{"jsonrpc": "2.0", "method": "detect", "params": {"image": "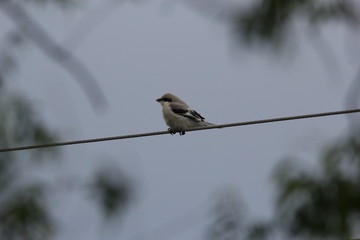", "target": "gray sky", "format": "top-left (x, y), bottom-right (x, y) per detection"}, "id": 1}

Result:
top-left (3, 0), bottom-right (357, 239)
